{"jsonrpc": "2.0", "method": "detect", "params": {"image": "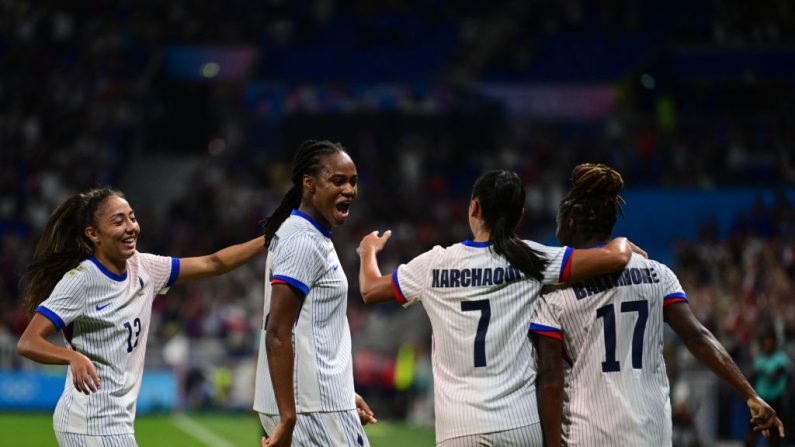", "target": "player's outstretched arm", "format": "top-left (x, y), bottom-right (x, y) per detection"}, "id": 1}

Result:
top-left (566, 237), bottom-right (634, 283)
top-left (263, 283), bottom-right (302, 447)
top-left (175, 235), bottom-right (266, 285)
top-left (18, 314), bottom-right (100, 395)
top-left (532, 333), bottom-right (564, 447)
top-left (665, 302), bottom-right (785, 438)
top-left (357, 230), bottom-right (395, 304)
